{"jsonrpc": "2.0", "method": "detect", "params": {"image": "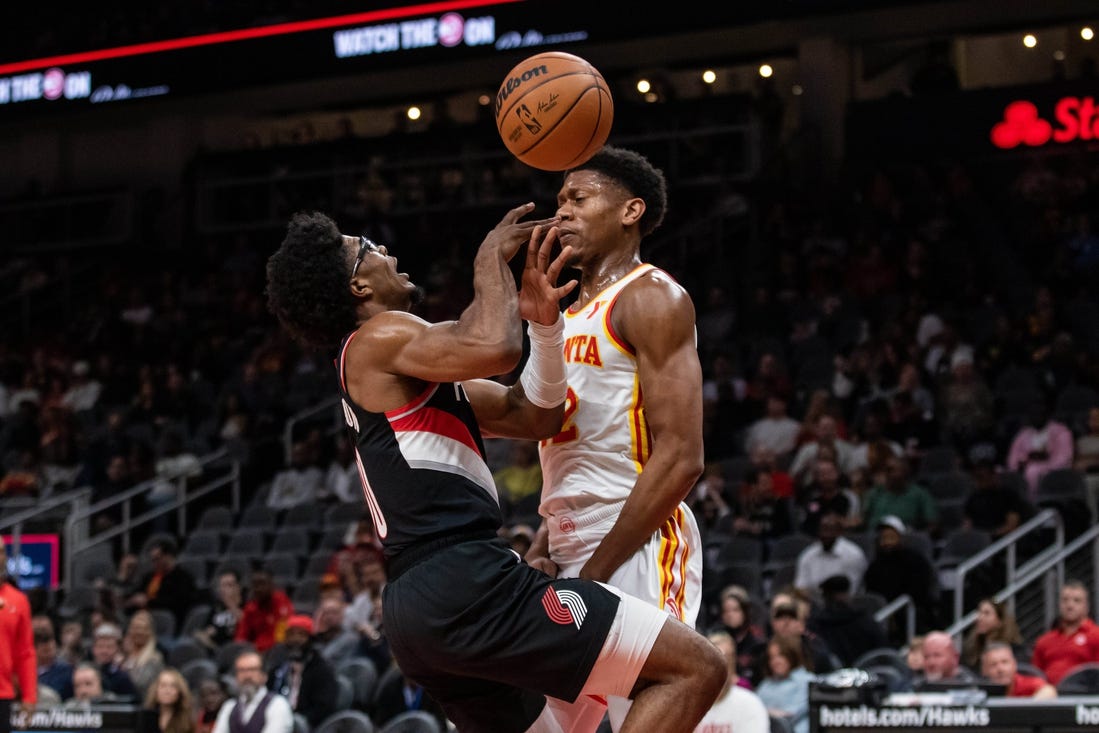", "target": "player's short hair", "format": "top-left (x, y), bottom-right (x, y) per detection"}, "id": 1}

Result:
top-left (266, 211), bottom-right (360, 351)
top-left (566, 146), bottom-right (668, 237)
